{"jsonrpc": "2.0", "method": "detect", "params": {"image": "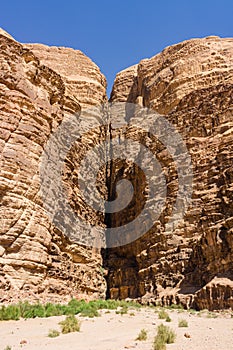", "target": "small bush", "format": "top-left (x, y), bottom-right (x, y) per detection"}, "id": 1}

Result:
top-left (165, 315), bottom-right (171, 322)
top-left (21, 301), bottom-right (46, 318)
top-left (158, 324), bottom-right (176, 343)
top-left (80, 307), bottom-right (99, 318)
top-left (178, 319), bottom-right (188, 327)
top-left (0, 305), bottom-right (20, 321)
top-left (66, 300), bottom-right (99, 318)
top-left (136, 328), bottom-right (147, 341)
top-left (158, 309), bottom-right (169, 319)
top-left (59, 315), bottom-right (81, 334)
top-left (154, 324), bottom-right (176, 350)
top-left (4, 346), bottom-right (12, 350)
top-left (45, 303), bottom-right (65, 317)
top-left (48, 329), bottom-right (60, 338)
top-left (153, 337), bottom-right (166, 350)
